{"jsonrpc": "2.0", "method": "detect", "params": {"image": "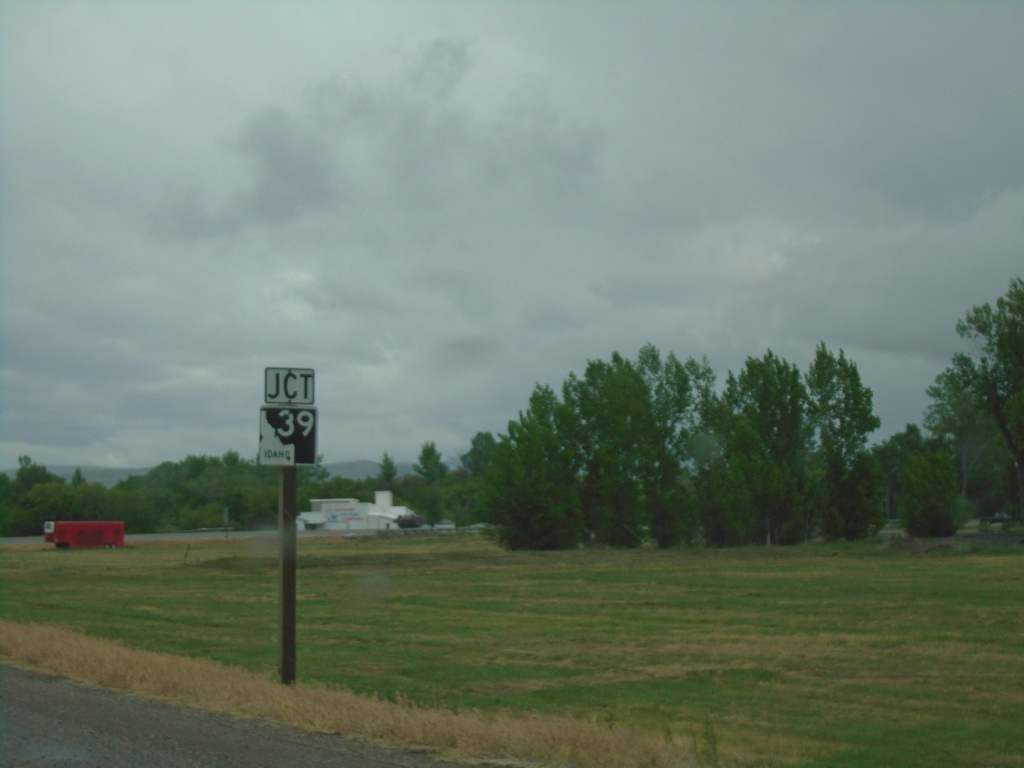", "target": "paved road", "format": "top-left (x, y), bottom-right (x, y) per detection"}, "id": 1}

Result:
top-left (0, 529), bottom-right (420, 548)
top-left (1, 665), bottom-right (455, 768)
top-left (1, 530), bottom-right (301, 547)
